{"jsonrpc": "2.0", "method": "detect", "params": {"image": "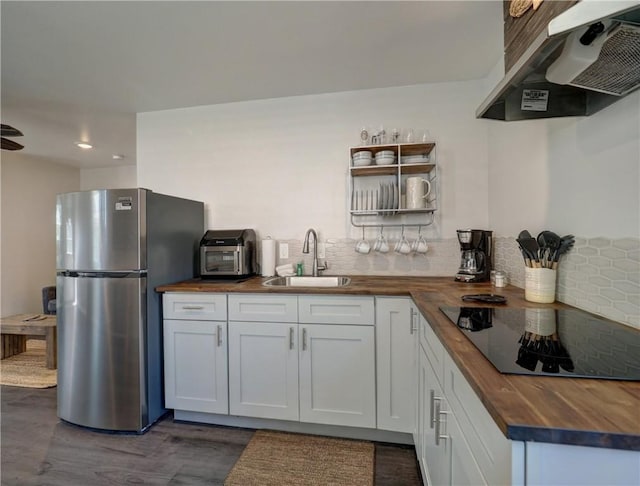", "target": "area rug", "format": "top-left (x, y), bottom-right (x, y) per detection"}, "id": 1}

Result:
top-left (224, 430), bottom-right (374, 486)
top-left (0, 339), bottom-right (57, 388)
